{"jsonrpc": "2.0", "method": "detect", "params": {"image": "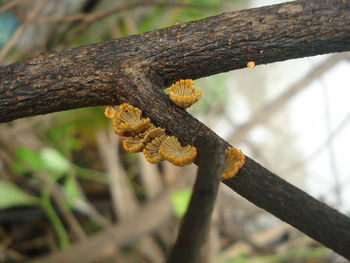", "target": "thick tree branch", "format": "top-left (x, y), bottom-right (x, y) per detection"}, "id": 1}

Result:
top-left (167, 136), bottom-right (224, 263)
top-left (0, 0), bottom-right (350, 122)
